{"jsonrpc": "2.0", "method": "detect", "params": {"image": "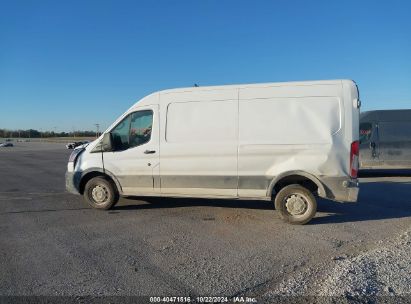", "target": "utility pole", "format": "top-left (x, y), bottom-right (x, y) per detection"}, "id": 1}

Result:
top-left (95, 124), bottom-right (100, 138)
